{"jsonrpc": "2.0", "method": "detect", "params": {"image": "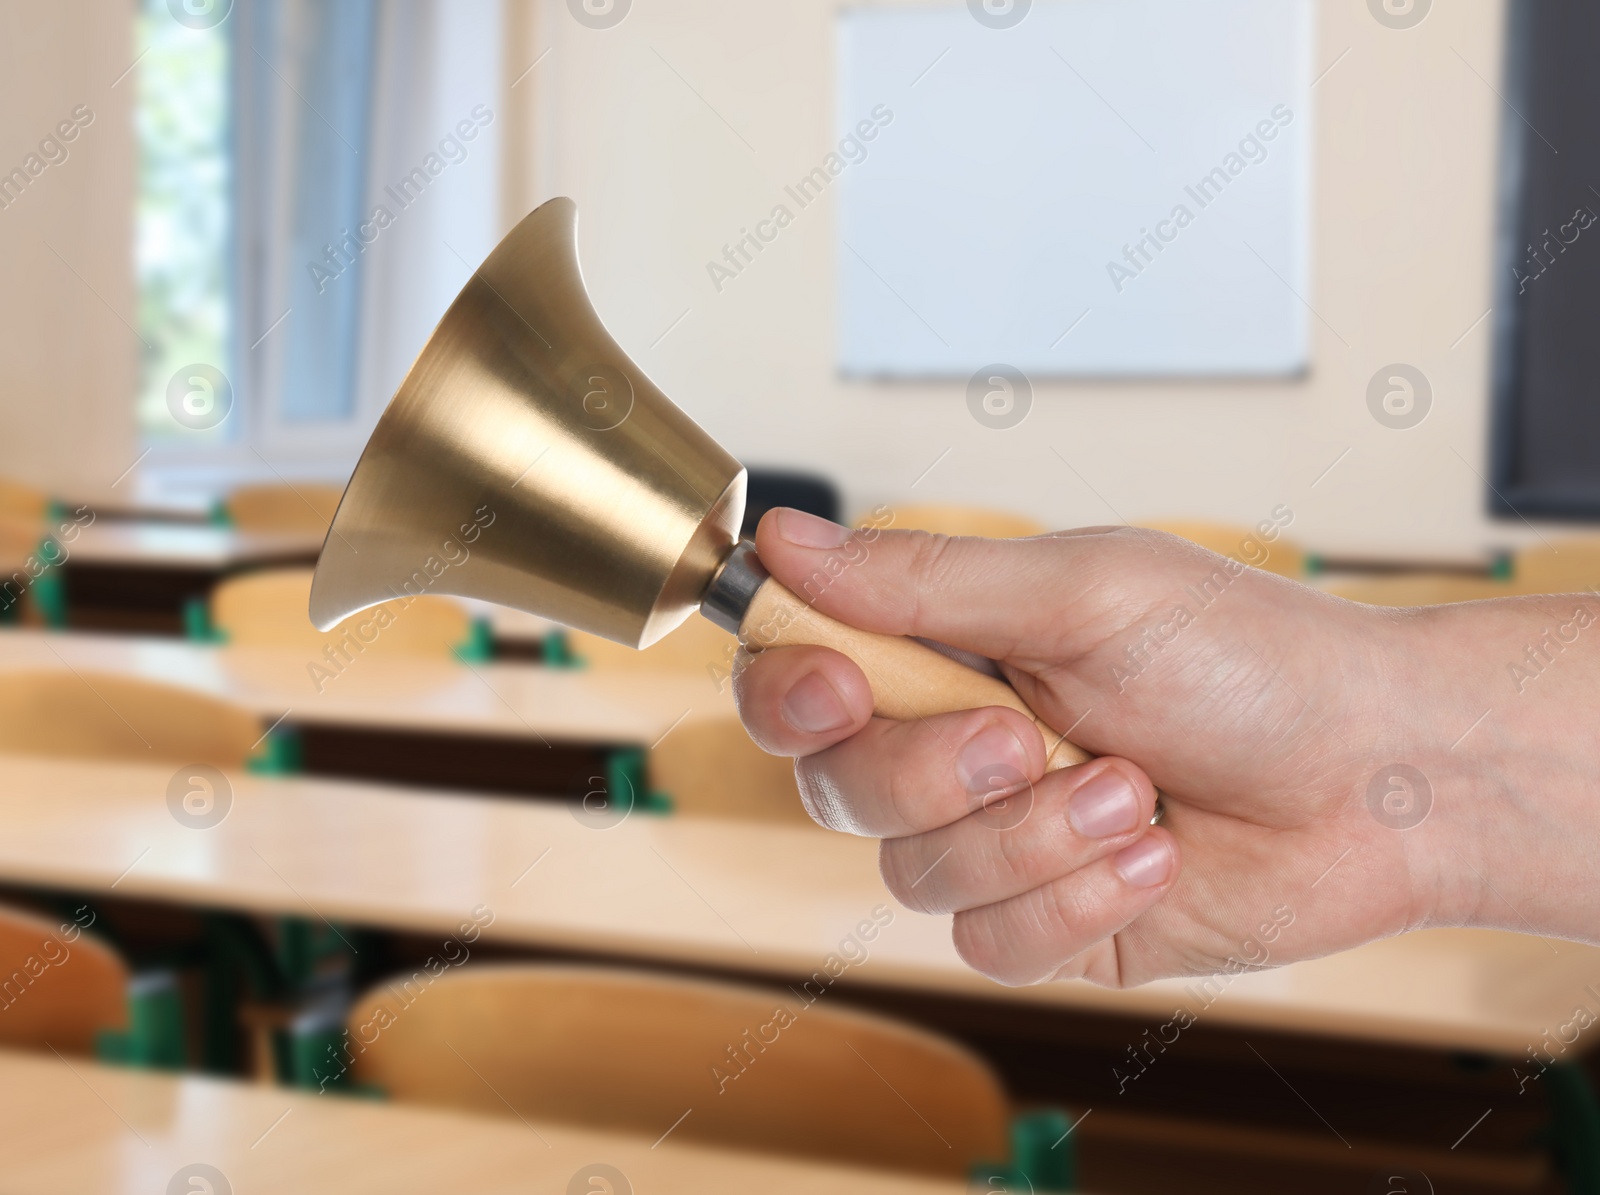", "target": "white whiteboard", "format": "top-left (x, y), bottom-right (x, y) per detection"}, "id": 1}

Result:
top-left (835, 0), bottom-right (1313, 378)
